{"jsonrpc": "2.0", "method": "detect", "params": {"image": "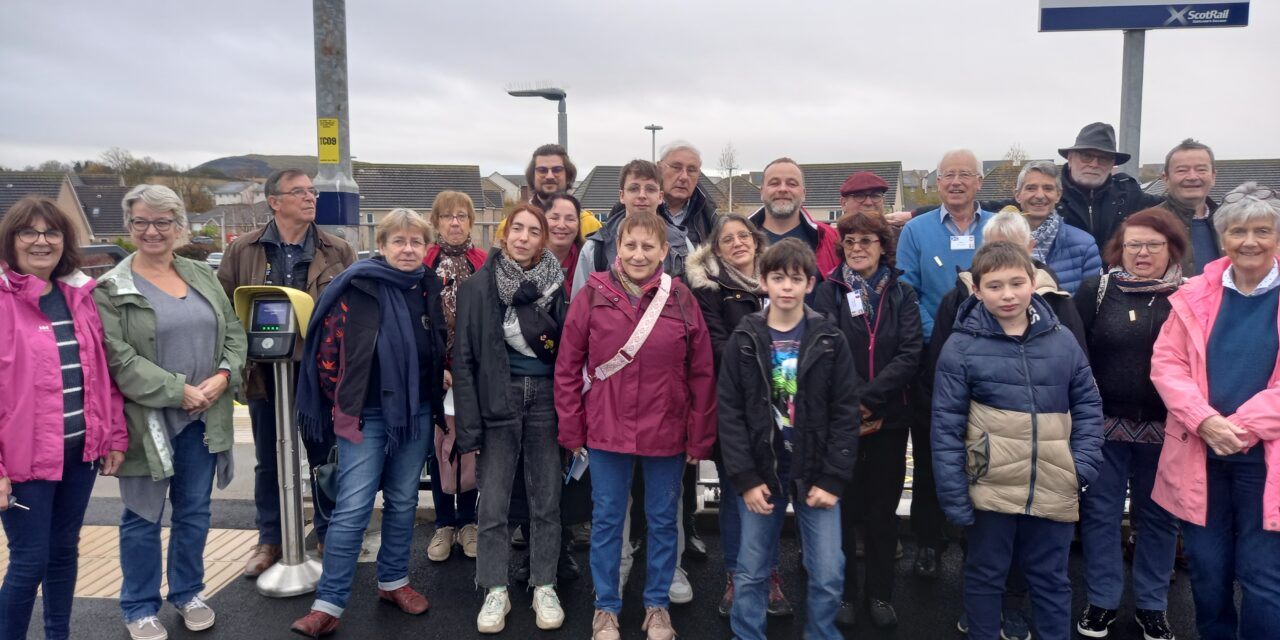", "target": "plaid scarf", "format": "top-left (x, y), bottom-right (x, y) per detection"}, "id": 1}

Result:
top-left (613, 256), bottom-right (664, 299)
top-left (1108, 263), bottom-right (1184, 294)
top-left (1029, 213), bottom-right (1063, 263)
top-left (840, 264), bottom-right (891, 323)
